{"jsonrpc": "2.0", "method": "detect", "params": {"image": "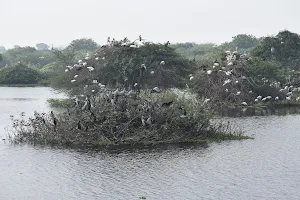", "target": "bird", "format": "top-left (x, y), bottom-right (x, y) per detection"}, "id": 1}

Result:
top-left (204, 98), bottom-right (210, 103)
top-left (134, 83), bottom-right (138, 87)
top-left (162, 101), bottom-right (173, 107)
top-left (74, 75), bottom-right (79, 78)
top-left (275, 96), bottom-right (279, 100)
top-left (141, 116), bottom-right (146, 126)
top-left (92, 79), bottom-right (98, 84)
top-left (77, 120), bottom-right (82, 130)
top-left (87, 66), bottom-right (94, 72)
top-left (150, 71), bottom-right (155, 75)
top-left (65, 69), bottom-right (69, 72)
top-left (286, 96), bottom-right (291, 101)
top-left (207, 70), bottom-right (212, 75)
top-left (189, 76), bottom-right (194, 81)
top-left (160, 61), bottom-right (165, 65)
top-left (257, 96), bottom-right (262, 100)
top-left (241, 102), bottom-right (248, 106)
top-left (236, 91), bottom-right (241, 95)
top-left (213, 60), bottom-right (219, 67)
top-left (151, 87), bottom-right (161, 93)
top-left (164, 41), bottom-right (170, 47)
top-left (71, 79), bottom-right (76, 83)
top-left (146, 115), bottom-right (152, 125)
